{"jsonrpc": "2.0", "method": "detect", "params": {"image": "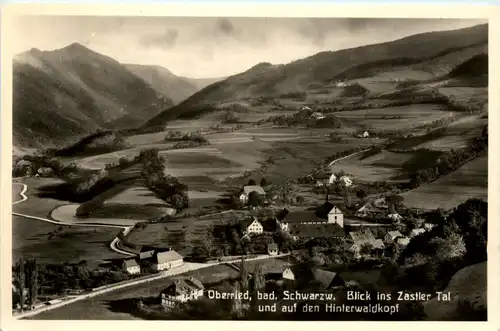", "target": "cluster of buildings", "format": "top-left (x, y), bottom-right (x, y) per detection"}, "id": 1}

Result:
top-left (240, 202), bottom-right (346, 242)
top-left (313, 172), bottom-right (353, 188)
top-left (122, 247), bottom-right (184, 275)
